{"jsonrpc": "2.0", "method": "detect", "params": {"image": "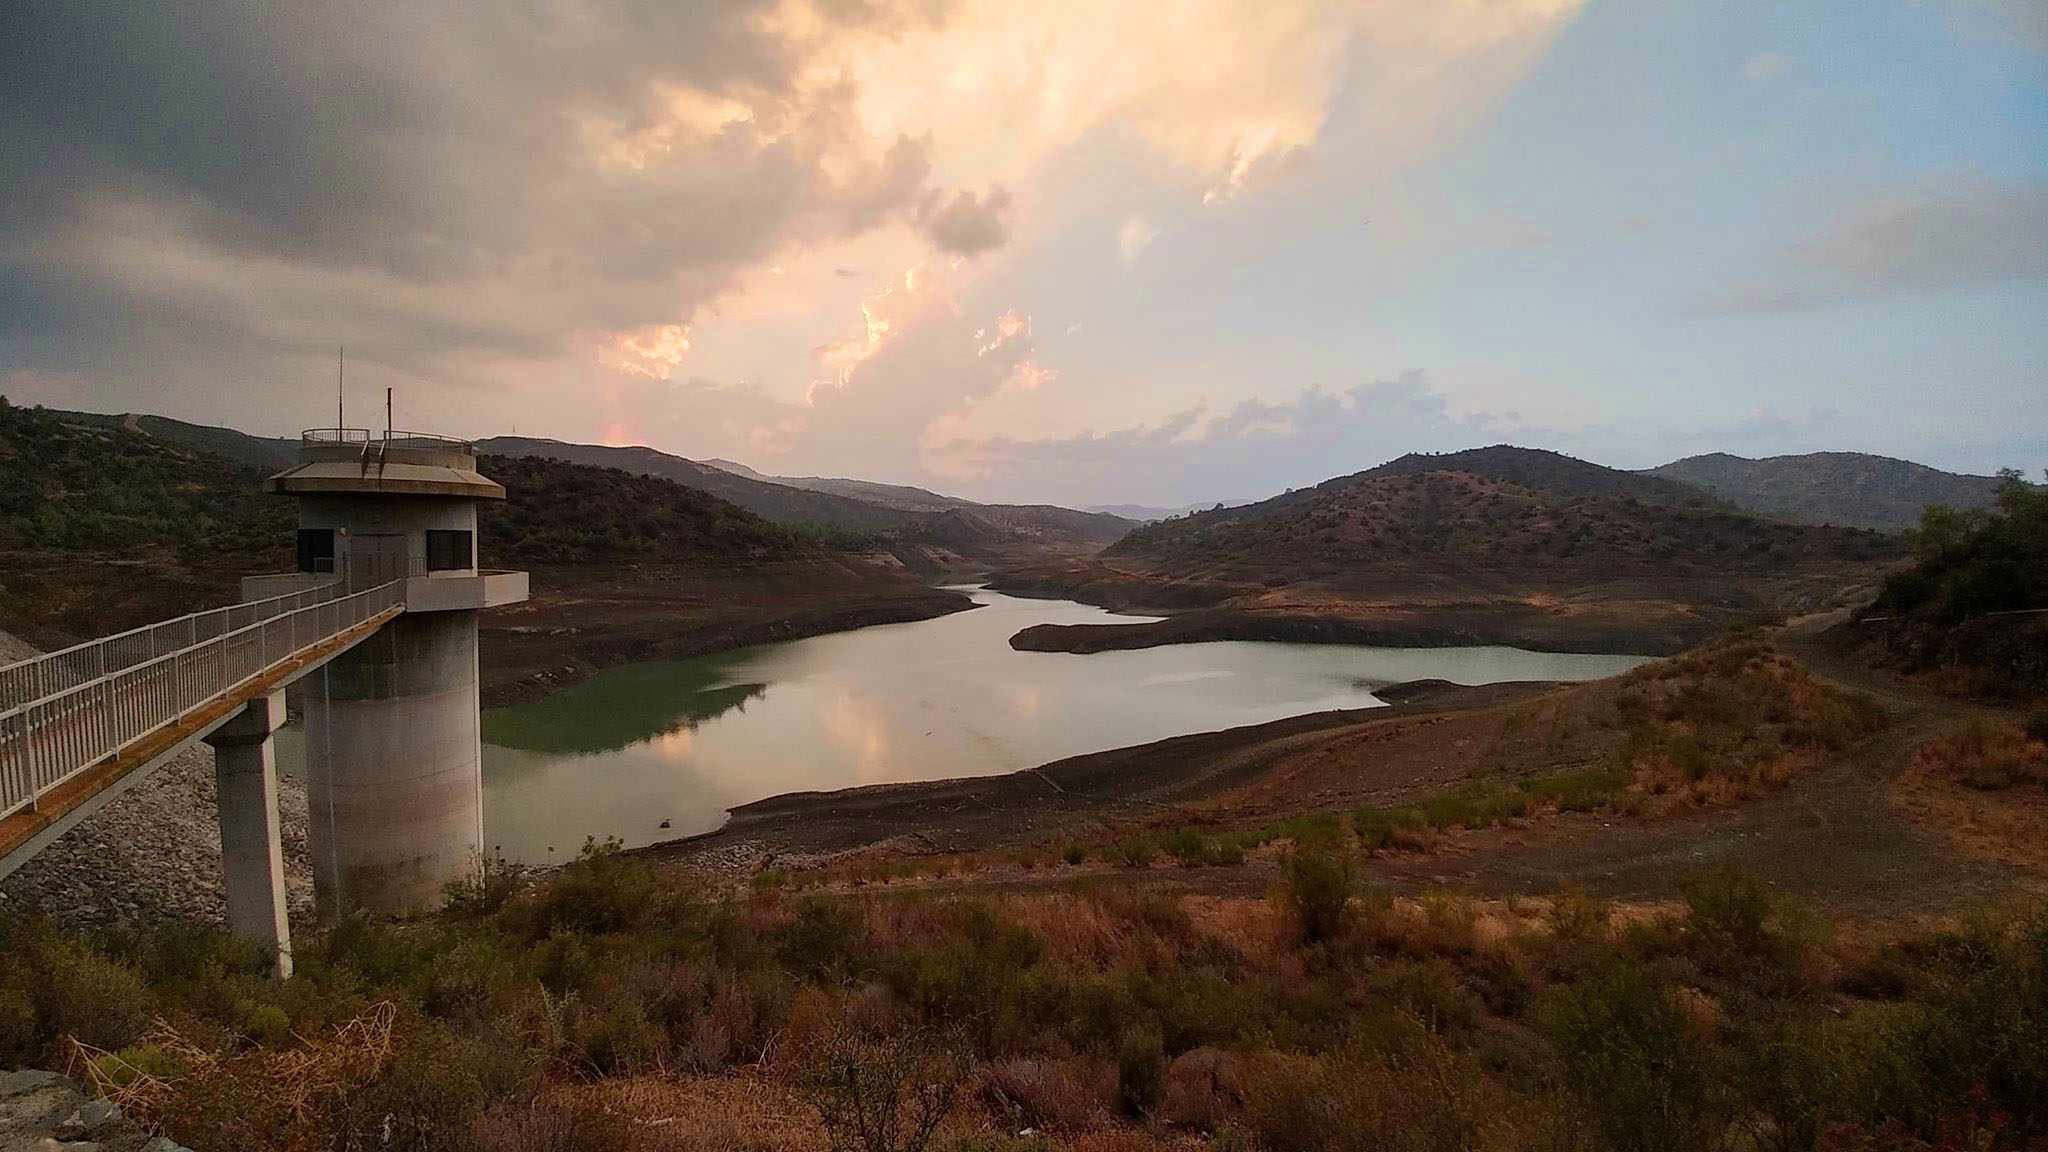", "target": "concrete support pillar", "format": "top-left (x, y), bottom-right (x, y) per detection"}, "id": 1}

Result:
top-left (204, 692), bottom-right (293, 979)
top-left (304, 610), bottom-right (483, 916)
